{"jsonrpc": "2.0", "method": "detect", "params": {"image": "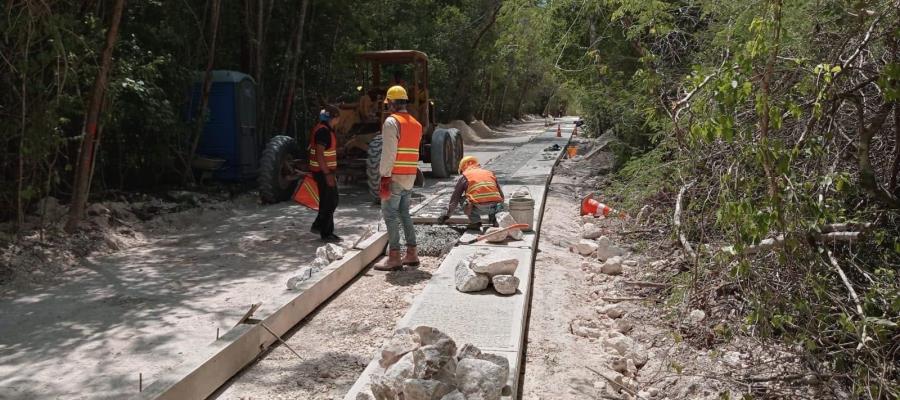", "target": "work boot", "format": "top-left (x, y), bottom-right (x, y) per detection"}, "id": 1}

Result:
top-left (402, 246), bottom-right (420, 267)
top-left (465, 221), bottom-right (482, 231)
top-left (488, 214), bottom-right (499, 227)
top-left (374, 250), bottom-right (402, 271)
